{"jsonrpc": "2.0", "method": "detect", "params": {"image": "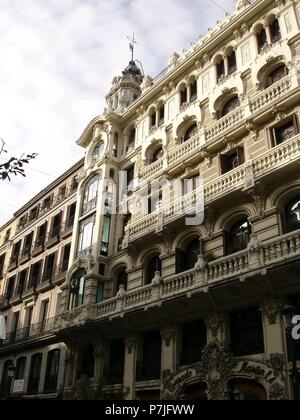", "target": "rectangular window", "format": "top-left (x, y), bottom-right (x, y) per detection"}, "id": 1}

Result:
top-left (40, 300), bottom-right (49, 330)
top-left (272, 116), bottom-right (299, 146)
top-left (22, 232), bottom-right (33, 256)
top-left (3, 229), bottom-right (11, 244)
top-left (100, 215), bottom-right (111, 257)
top-left (50, 213), bottom-right (61, 239)
top-left (16, 270), bottom-right (27, 296)
top-left (96, 282), bottom-right (104, 304)
top-left (6, 277), bottom-right (15, 301)
top-left (28, 261), bottom-right (42, 289)
top-left (180, 320), bottom-right (207, 366)
top-left (11, 312), bottom-right (20, 335)
top-left (183, 176), bottom-right (199, 195)
top-left (230, 307), bottom-right (264, 357)
top-left (36, 222), bottom-right (47, 247)
top-left (61, 244), bottom-right (71, 272)
top-left (0, 254), bottom-right (5, 278)
top-left (77, 215), bottom-right (95, 255)
top-left (43, 253), bottom-right (56, 281)
top-left (220, 147), bottom-right (245, 175)
top-left (11, 241), bottom-right (21, 264)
